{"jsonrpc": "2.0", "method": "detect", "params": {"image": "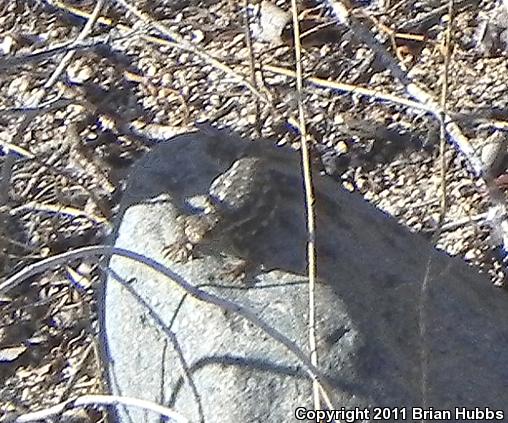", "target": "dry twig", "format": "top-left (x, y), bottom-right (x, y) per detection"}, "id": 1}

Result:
top-left (289, 0), bottom-right (322, 413)
top-left (12, 394), bottom-right (188, 423)
top-left (0, 245), bottom-right (336, 402)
